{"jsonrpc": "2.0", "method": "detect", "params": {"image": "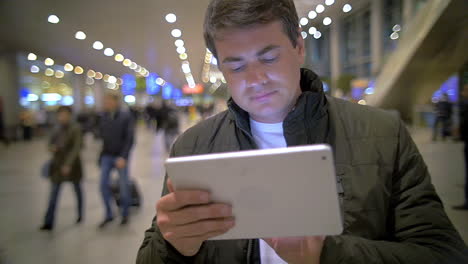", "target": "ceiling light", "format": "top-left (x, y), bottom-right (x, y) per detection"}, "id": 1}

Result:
top-left (156, 78), bottom-right (165, 86)
top-left (44, 58), bottom-right (54, 66)
top-left (325, 0), bottom-right (335, 6)
top-left (323, 17), bottom-right (332, 26)
top-left (108, 76), bottom-right (117, 84)
top-left (179, 53), bottom-right (188, 60)
top-left (130, 62), bottom-right (137, 70)
top-left (176, 46), bottom-right (186, 54)
top-left (135, 65), bottom-right (142, 72)
top-left (95, 72), bottom-right (103, 80)
top-left (86, 77), bottom-right (95, 85)
top-left (301, 31), bottom-right (308, 39)
top-left (115, 54), bottom-right (124, 62)
top-left (93, 41), bottom-right (104, 50)
top-left (45, 68), bottom-right (54, 76)
top-left (55, 70), bottom-right (64, 78)
top-left (27, 53), bottom-right (37, 61)
top-left (165, 13), bottom-right (177, 23)
top-left (308, 11), bottom-right (317, 19)
top-left (316, 4), bottom-right (325, 13)
top-left (300, 17), bottom-right (309, 26)
top-left (64, 63), bottom-right (74, 72)
top-left (117, 78), bottom-right (123, 85)
top-left (182, 63), bottom-right (191, 74)
top-left (309, 27), bottom-right (317, 35)
top-left (143, 71), bottom-right (150, 77)
top-left (393, 24), bottom-right (402, 32)
top-left (75, 31), bottom-right (86, 40)
top-left (171, 29), bottom-right (182, 38)
top-left (211, 58), bottom-right (218, 65)
top-left (107, 83), bottom-right (116, 89)
top-left (103, 74), bottom-right (110, 82)
top-left (30, 65), bottom-right (40, 73)
top-left (343, 4), bottom-right (352, 13)
top-left (74, 66), bottom-right (84, 74)
top-left (210, 76), bottom-right (217, 84)
top-left (87, 69), bottom-right (96, 78)
top-left (175, 39), bottom-right (184, 47)
top-left (48, 15), bottom-right (60, 24)
top-left (104, 48), bottom-right (114, 56)
top-left (390, 32), bottom-right (399, 40)
top-left (314, 31), bottom-right (322, 39)
top-left (123, 59), bottom-right (132, 67)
